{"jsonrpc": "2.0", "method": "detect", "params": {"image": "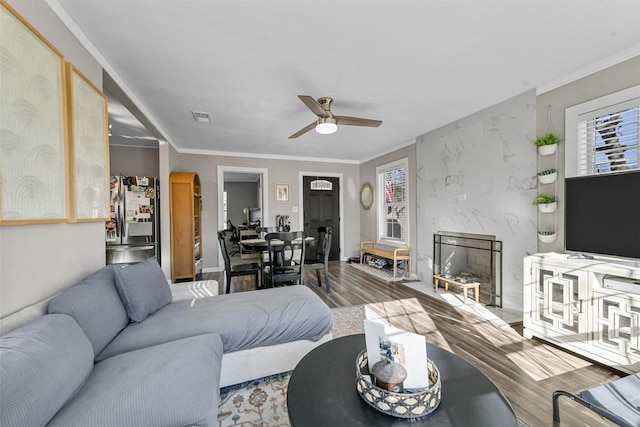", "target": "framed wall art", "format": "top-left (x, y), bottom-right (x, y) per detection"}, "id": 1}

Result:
top-left (0, 1), bottom-right (69, 225)
top-left (360, 181), bottom-right (374, 210)
top-left (275, 183), bottom-right (290, 202)
top-left (66, 62), bottom-right (110, 222)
